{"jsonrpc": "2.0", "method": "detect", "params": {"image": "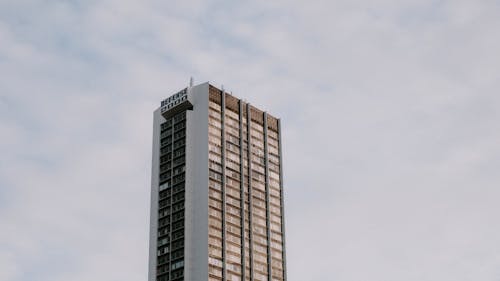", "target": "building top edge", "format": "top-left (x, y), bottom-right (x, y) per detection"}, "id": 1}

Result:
top-left (156, 81), bottom-right (280, 122)
top-left (208, 83), bottom-right (279, 121)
